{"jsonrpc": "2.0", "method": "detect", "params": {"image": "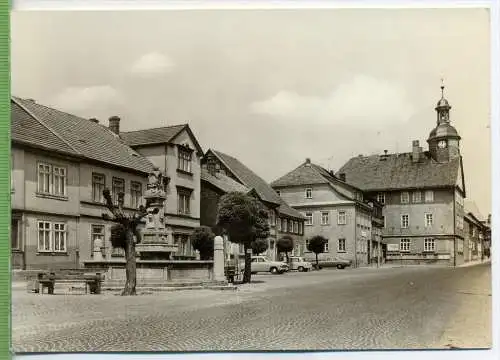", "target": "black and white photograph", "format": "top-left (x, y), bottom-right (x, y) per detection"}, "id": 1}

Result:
top-left (10, 2), bottom-right (494, 356)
